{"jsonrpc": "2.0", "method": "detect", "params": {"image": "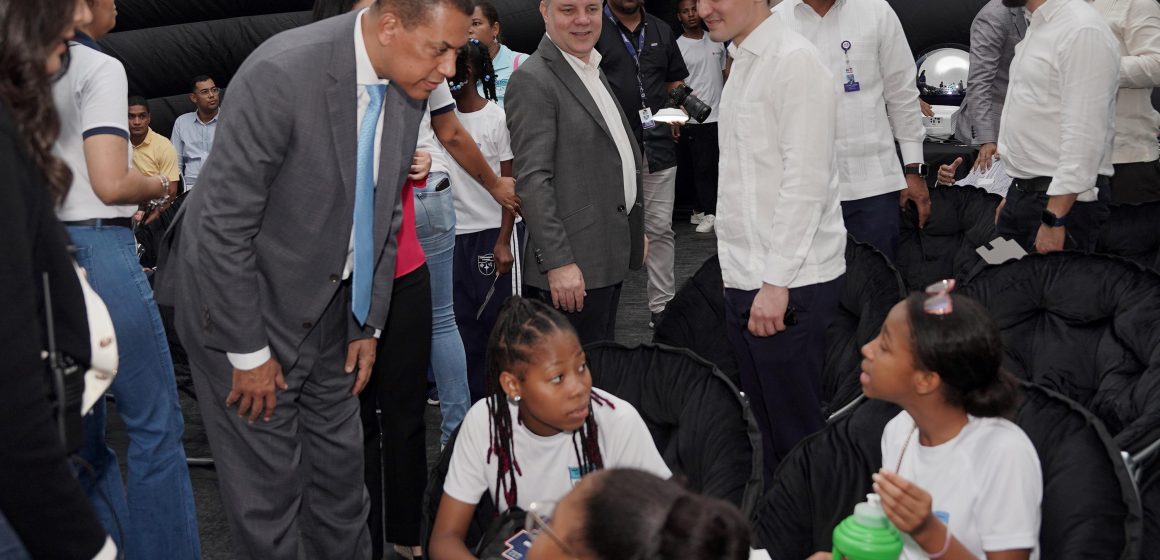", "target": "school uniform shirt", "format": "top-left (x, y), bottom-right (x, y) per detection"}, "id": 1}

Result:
top-left (676, 33), bottom-right (727, 124)
top-left (449, 101), bottom-right (514, 234)
top-left (773, 0), bottom-right (926, 202)
top-left (882, 411), bottom-right (1042, 560)
top-left (443, 388), bottom-right (671, 512)
top-left (52, 39), bottom-right (137, 222)
top-left (1093, 0), bottom-right (1160, 165)
top-left (998, 0), bottom-right (1119, 201)
top-left (483, 44), bottom-right (528, 107)
top-left (716, 15), bottom-right (847, 291)
top-left (416, 80), bottom-right (457, 176)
